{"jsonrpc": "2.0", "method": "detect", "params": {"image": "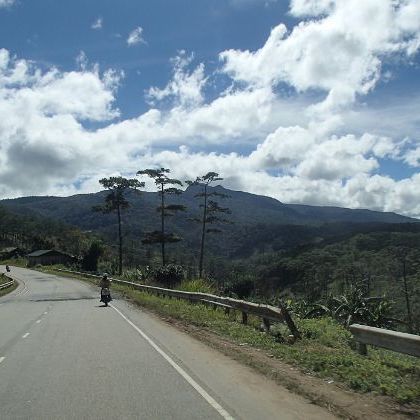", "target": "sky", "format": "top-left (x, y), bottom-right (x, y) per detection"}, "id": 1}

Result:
top-left (0, 0), bottom-right (420, 216)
